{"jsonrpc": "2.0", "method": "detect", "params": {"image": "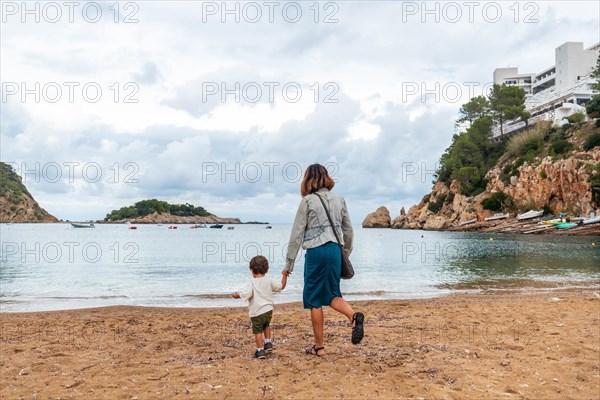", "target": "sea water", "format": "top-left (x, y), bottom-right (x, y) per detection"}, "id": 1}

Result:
top-left (1, 223), bottom-right (599, 311)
